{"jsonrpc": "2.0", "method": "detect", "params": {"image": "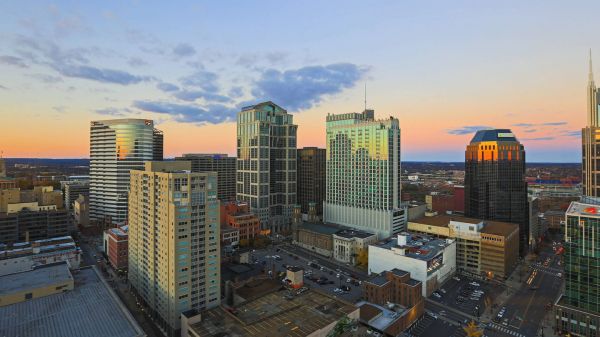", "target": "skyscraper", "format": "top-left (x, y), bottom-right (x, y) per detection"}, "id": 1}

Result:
top-left (128, 161), bottom-right (220, 336)
top-left (583, 50), bottom-right (600, 197)
top-left (297, 147), bottom-right (326, 218)
top-left (89, 119), bottom-right (162, 224)
top-left (0, 157), bottom-right (5, 178)
top-left (554, 201), bottom-right (600, 336)
top-left (323, 109), bottom-right (405, 238)
top-left (236, 101), bottom-right (297, 233)
top-left (464, 129), bottom-right (529, 256)
top-left (175, 154), bottom-right (236, 202)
